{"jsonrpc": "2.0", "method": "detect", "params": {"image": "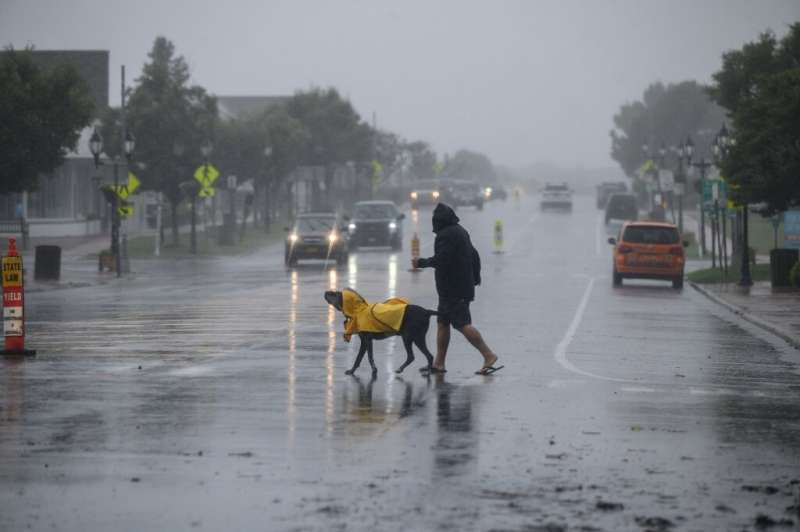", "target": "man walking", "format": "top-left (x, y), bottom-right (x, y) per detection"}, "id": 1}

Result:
top-left (412, 203), bottom-right (502, 375)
